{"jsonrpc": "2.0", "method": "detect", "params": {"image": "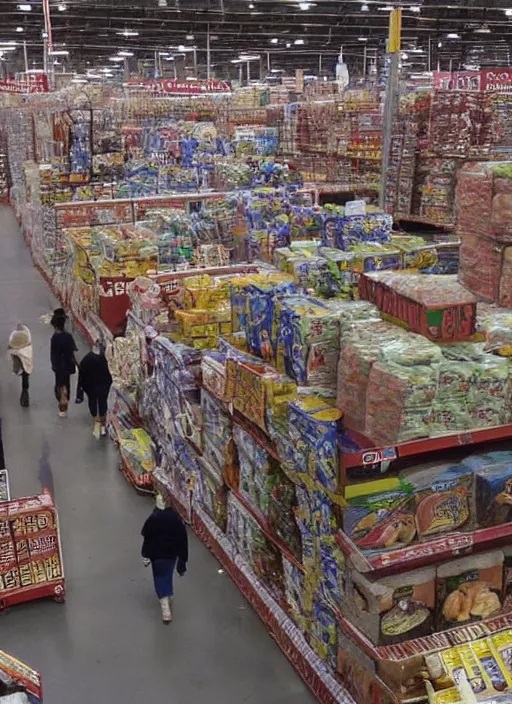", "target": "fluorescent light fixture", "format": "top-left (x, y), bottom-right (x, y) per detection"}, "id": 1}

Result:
top-left (186, 34), bottom-right (194, 40)
top-left (159, 51), bottom-right (170, 56)
top-left (299, 2), bottom-right (313, 8)
top-left (185, 76), bottom-right (197, 80)
top-left (0, 41), bottom-right (17, 47)
top-left (474, 25), bottom-right (491, 33)
top-left (231, 58), bottom-right (243, 63)
top-left (294, 39), bottom-right (305, 45)
top-left (117, 29), bottom-right (139, 37)
top-left (58, 3), bottom-right (66, 10)
top-left (446, 32), bottom-right (460, 39)
top-left (16, 26), bottom-right (23, 32)
top-left (401, 52), bottom-right (408, 59)
top-left (411, 47), bottom-right (424, 53)
top-left (25, 68), bottom-right (42, 73)
top-left (505, 8), bottom-right (512, 15)
top-left (270, 68), bottom-right (282, 72)
top-left (17, 4), bottom-right (31, 11)
top-left (360, 2), bottom-right (369, 10)
top-left (409, 5), bottom-right (421, 11)
top-left (71, 78), bottom-right (88, 84)
top-left (178, 44), bottom-right (185, 51)
top-left (239, 53), bottom-right (260, 60)
top-left (248, 3), bottom-right (254, 7)
top-left (164, 56), bottom-right (174, 61)
top-left (358, 37), bottom-right (368, 41)
top-left (109, 56), bottom-right (125, 62)
top-left (100, 68), bottom-right (113, 73)
top-left (48, 50), bottom-right (69, 55)
top-left (270, 38), bottom-right (278, 44)
top-left (378, 5), bottom-right (394, 10)
top-left (118, 50), bottom-right (134, 56)
top-left (0, 46), bottom-right (17, 52)
top-left (286, 42), bottom-right (291, 48)
top-left (438, 41), bottom-right (442, 47)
